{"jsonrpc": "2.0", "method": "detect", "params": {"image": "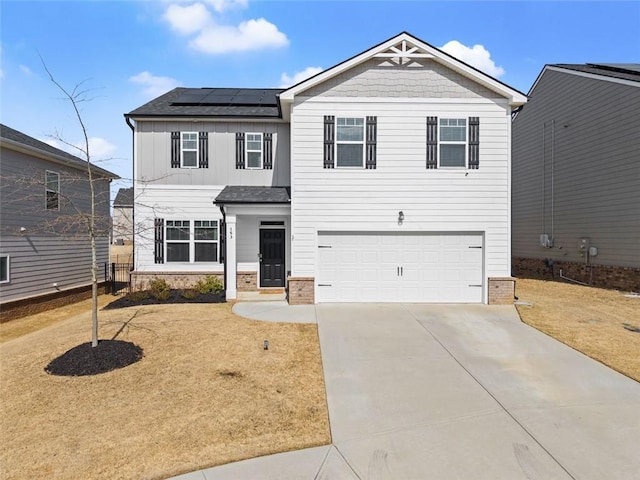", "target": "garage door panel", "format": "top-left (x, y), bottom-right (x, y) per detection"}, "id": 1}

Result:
top-left (316, 232), bottom-right (483, 303)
